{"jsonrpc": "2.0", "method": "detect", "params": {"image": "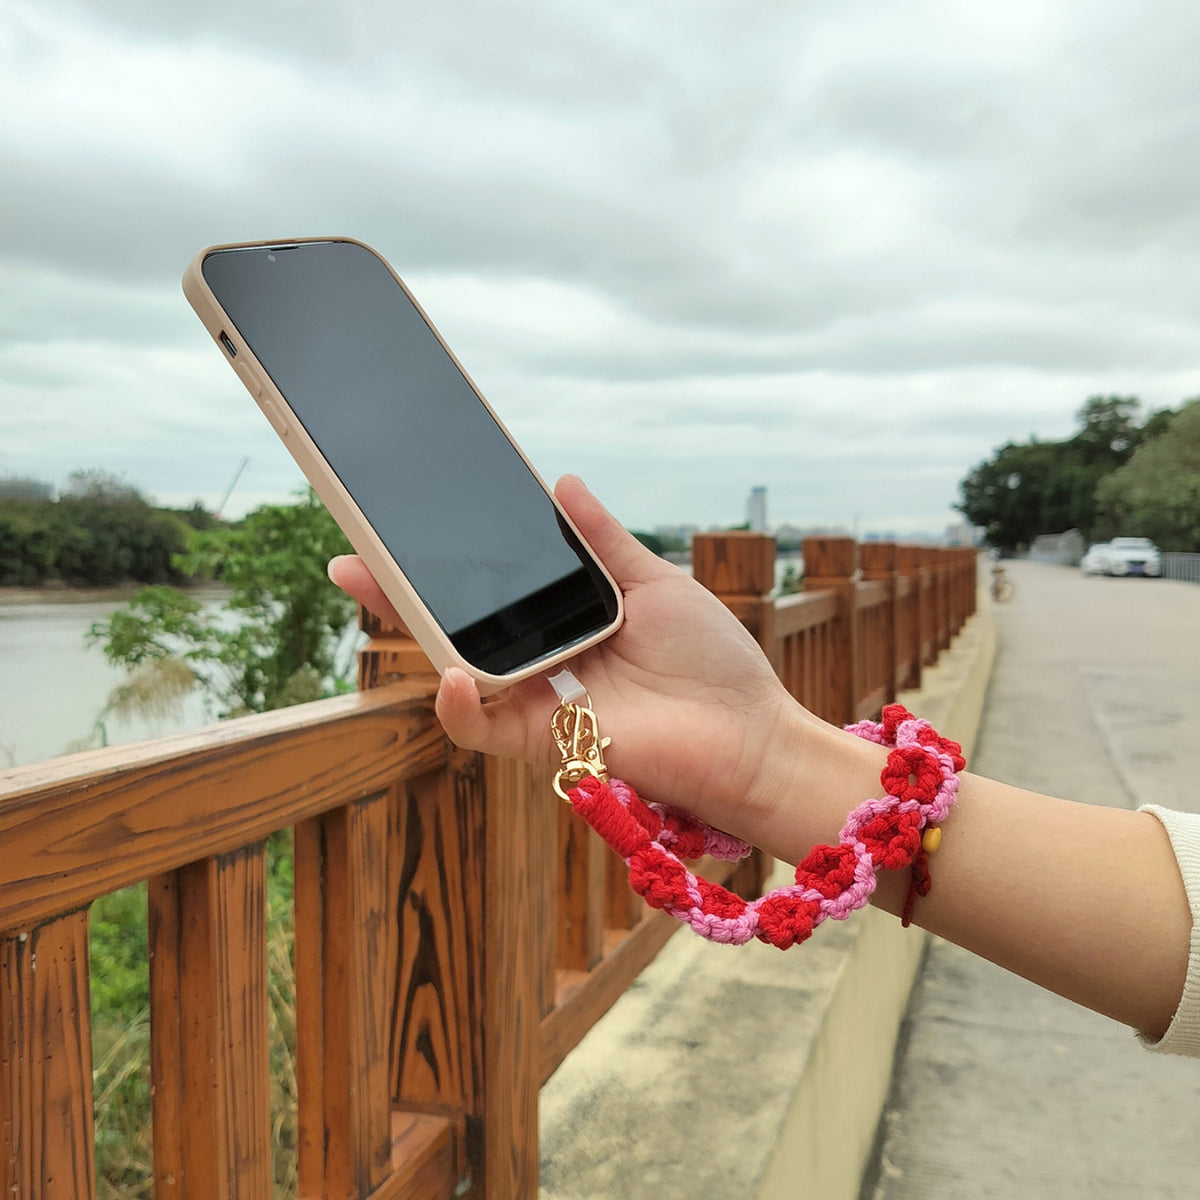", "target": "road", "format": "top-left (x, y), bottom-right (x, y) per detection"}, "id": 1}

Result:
top-left (865, 559), bottom-right (1200, 1200)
